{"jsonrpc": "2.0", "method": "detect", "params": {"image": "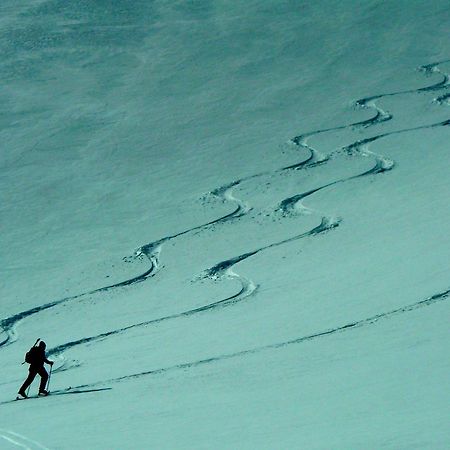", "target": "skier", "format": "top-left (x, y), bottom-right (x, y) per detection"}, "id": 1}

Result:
top-left (18, 341), bottom-right (54, 399)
